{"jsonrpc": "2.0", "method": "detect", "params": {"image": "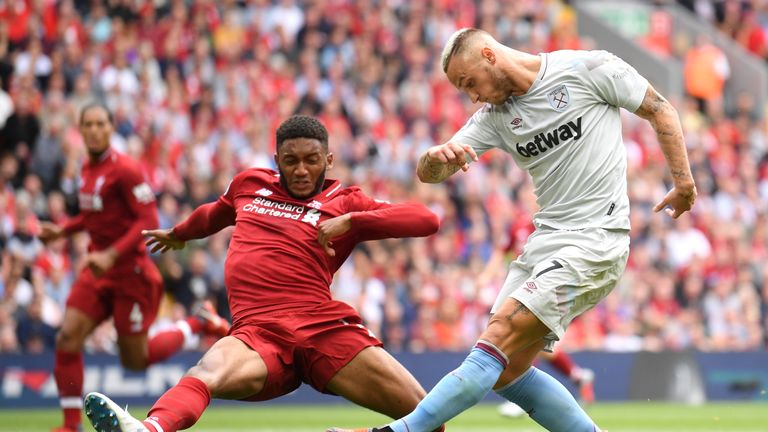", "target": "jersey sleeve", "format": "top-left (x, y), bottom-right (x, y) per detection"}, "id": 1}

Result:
top-left (449, 105), bottom-right (503, 158)
top-left (172, 175), bottom-right (239, 240)
top-left (345, 191), bottom-right (440, 241)
top-left (582, 50), bottom-right (649, 112)
top-left (61, 213), bottom-right (86, 234)
top-left (111, 162), bottom-right (159, 256)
